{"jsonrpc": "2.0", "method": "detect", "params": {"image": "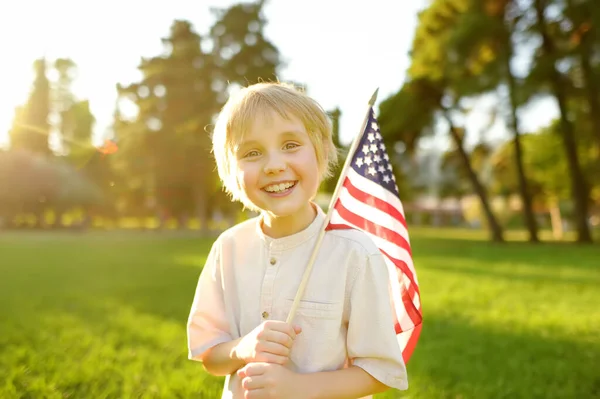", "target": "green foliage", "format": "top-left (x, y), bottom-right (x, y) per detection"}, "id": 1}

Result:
top-left (378, 79), bottom-right (441, 154)
top-left (492, 119), bottom-right (600, 205)
top-left (491, 128), bottom-right (566, 201)
top-left (439, 142), bottom-right (493, 199)
top-left (68, 100), bottom-right (95, 147)
top-left (0, 150), bottom-right (58, 212)
top-left (113, 4), bottom-right (282, 221)
top-left (210, 1), bottom-right (281, 86)
top-left (320, 108), bottom-right (344, 194)
top-left (116, 20), bottom-right (217, 220)
top-left (379, 0), bottom-right (507, 242)
top-left (0, 150), bottom-right (104, 220)
top-left (9, 59), bottom-right (52, 155)
top-left (53, 58), bottom-right (78, 150)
